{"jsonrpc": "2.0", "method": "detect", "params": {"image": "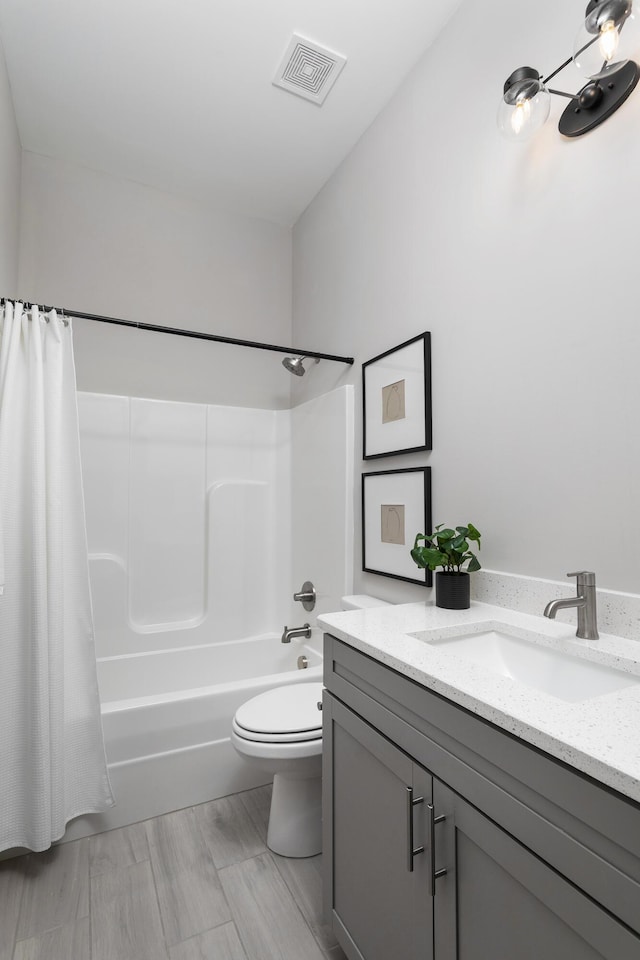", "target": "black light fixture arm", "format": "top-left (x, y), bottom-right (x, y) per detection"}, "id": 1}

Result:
top-left (547, 87), bottom-right (580, 100)
top-left (542, 32), bottom-right (604, 86)
top-left (542, 54), bottom-right (578, 85)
